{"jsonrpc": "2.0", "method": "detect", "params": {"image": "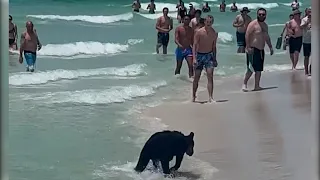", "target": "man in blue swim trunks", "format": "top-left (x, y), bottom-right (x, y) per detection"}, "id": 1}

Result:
top-left (192, 15), bottom-right (218, 103)
top-left (19, 21), bottom-right (42, 72)
top-left (156, 7), bottom-right (173, 54)
top-left (232, 7), bottom-right (252, 53)
top-left (174, 15), bottom-right (194, 78)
